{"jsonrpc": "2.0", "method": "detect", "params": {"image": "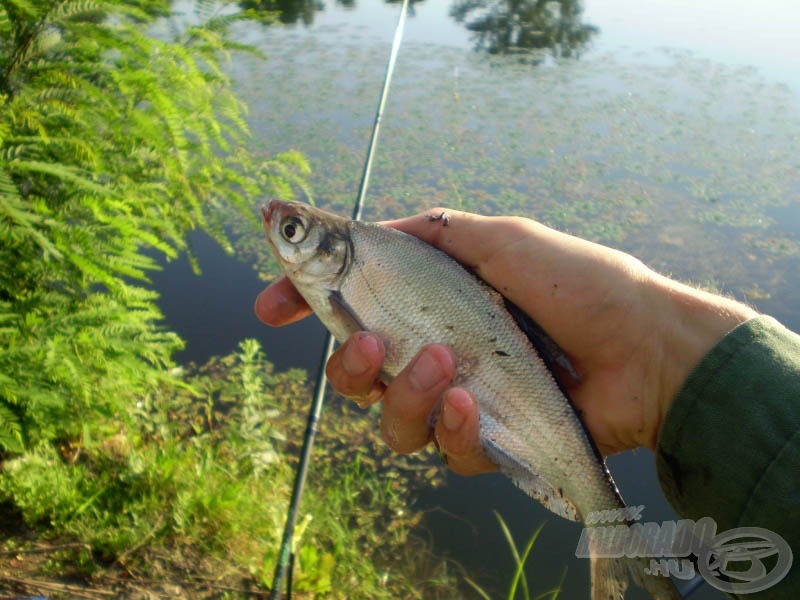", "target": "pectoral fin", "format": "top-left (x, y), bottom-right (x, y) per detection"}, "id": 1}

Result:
top-left (327, 290), bottom-right (367, 338)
